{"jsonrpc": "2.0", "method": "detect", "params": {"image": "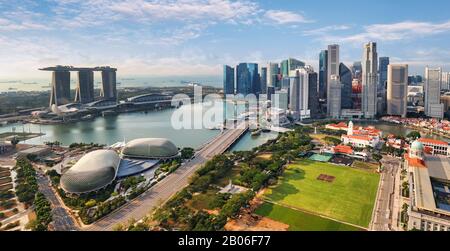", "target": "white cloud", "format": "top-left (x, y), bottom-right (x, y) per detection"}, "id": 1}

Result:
top-left (321, 20), bottom-right (450, 44)
top-left (108, 0), bottom-right (260, 24)
top-left (264, 10), bottom-right (312, 24)
top-left (303, 25), bottom-right (351, 36)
